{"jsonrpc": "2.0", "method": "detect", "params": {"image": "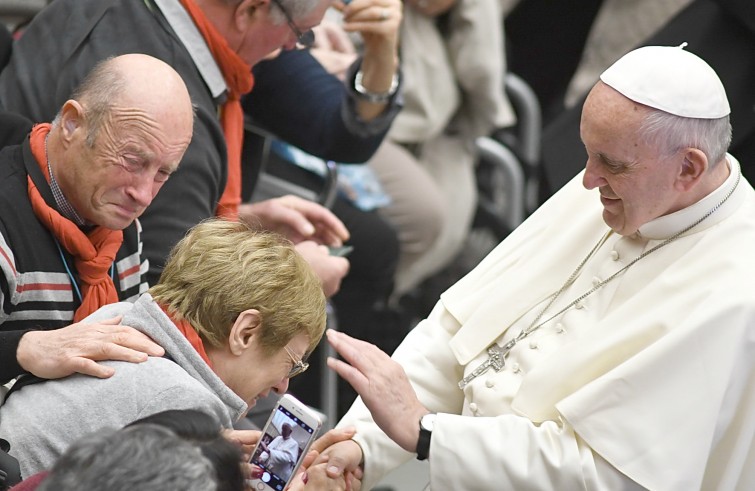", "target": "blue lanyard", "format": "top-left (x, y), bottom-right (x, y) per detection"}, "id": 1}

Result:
top-left (53, 238), bottom-right (115, 303)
